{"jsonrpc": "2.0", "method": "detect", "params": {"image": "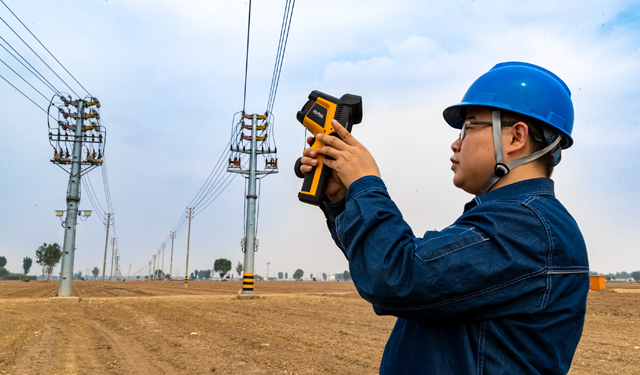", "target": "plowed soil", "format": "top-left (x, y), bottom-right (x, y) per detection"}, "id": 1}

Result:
top-left (0, 280), bottom-right (638, 374)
